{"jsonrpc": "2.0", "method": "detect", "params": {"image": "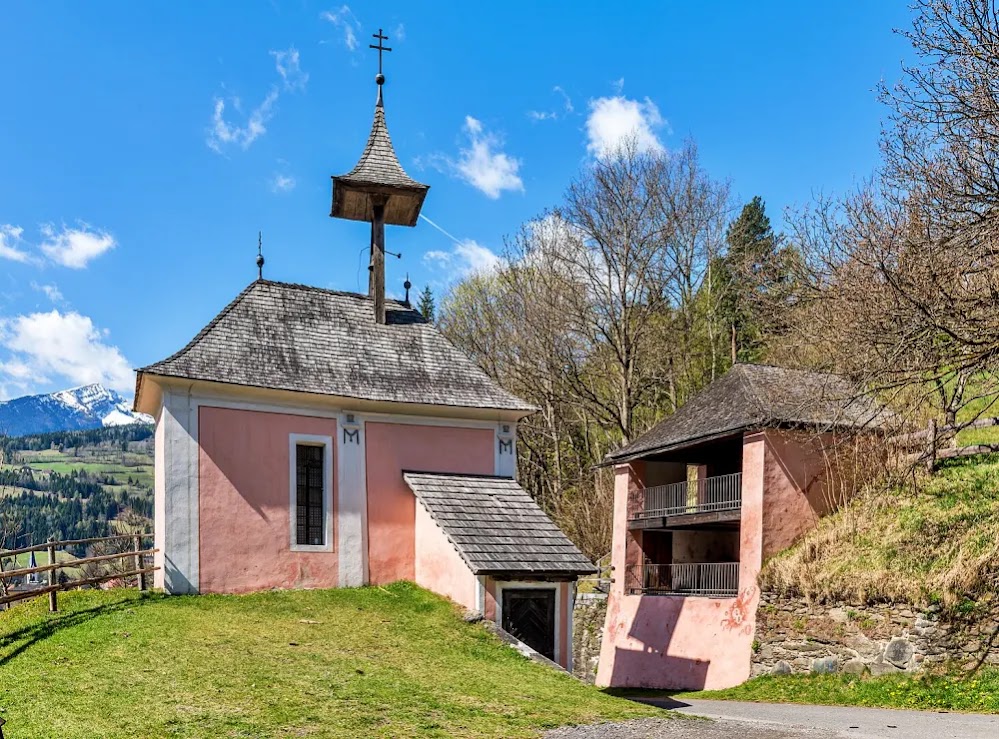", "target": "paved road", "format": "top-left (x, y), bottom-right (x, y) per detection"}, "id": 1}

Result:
top-left (662, 698), bottom-right (999, 738)
top-left (544, 699), bottom-right (999, 738)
